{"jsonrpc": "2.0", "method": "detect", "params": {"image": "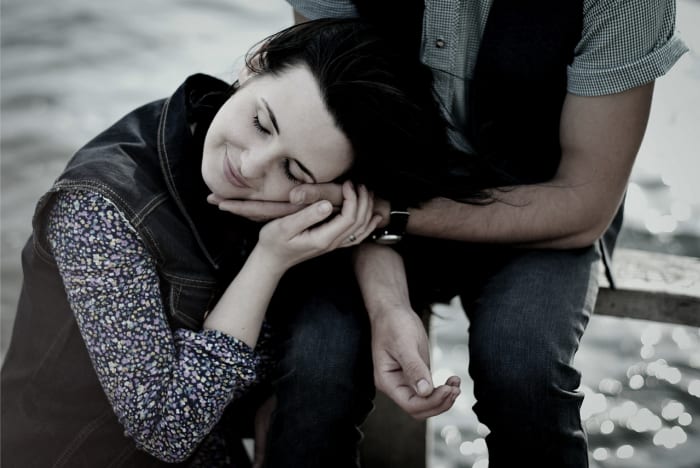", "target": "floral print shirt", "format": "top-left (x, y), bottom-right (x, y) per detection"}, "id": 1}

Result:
top-left (47, 189), bottom-right (272, 465)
